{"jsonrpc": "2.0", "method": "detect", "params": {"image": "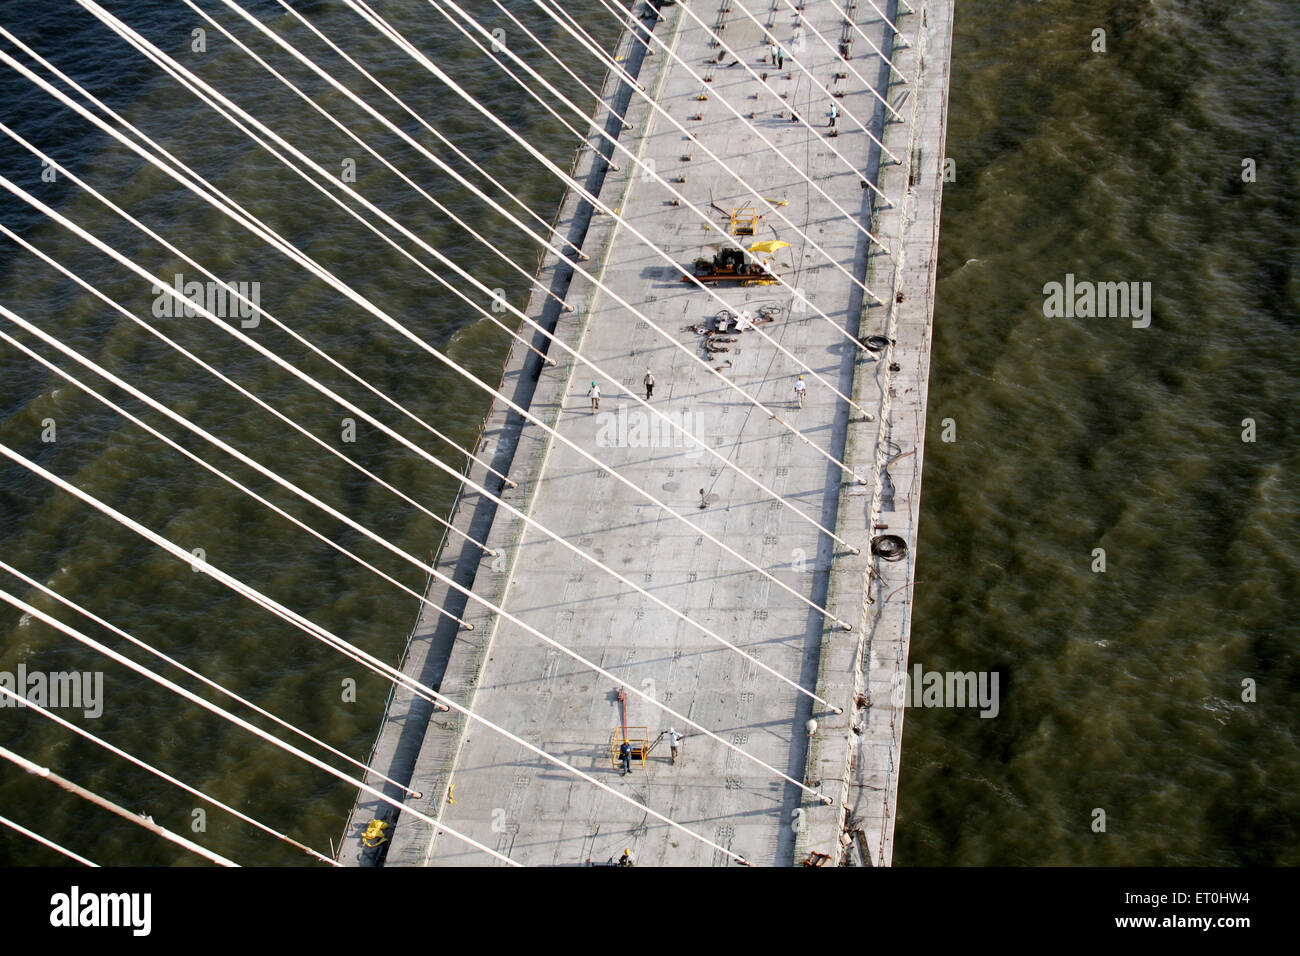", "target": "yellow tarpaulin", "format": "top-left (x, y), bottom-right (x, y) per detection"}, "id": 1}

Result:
top-left (747, 240), bottom-right (791, 254)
